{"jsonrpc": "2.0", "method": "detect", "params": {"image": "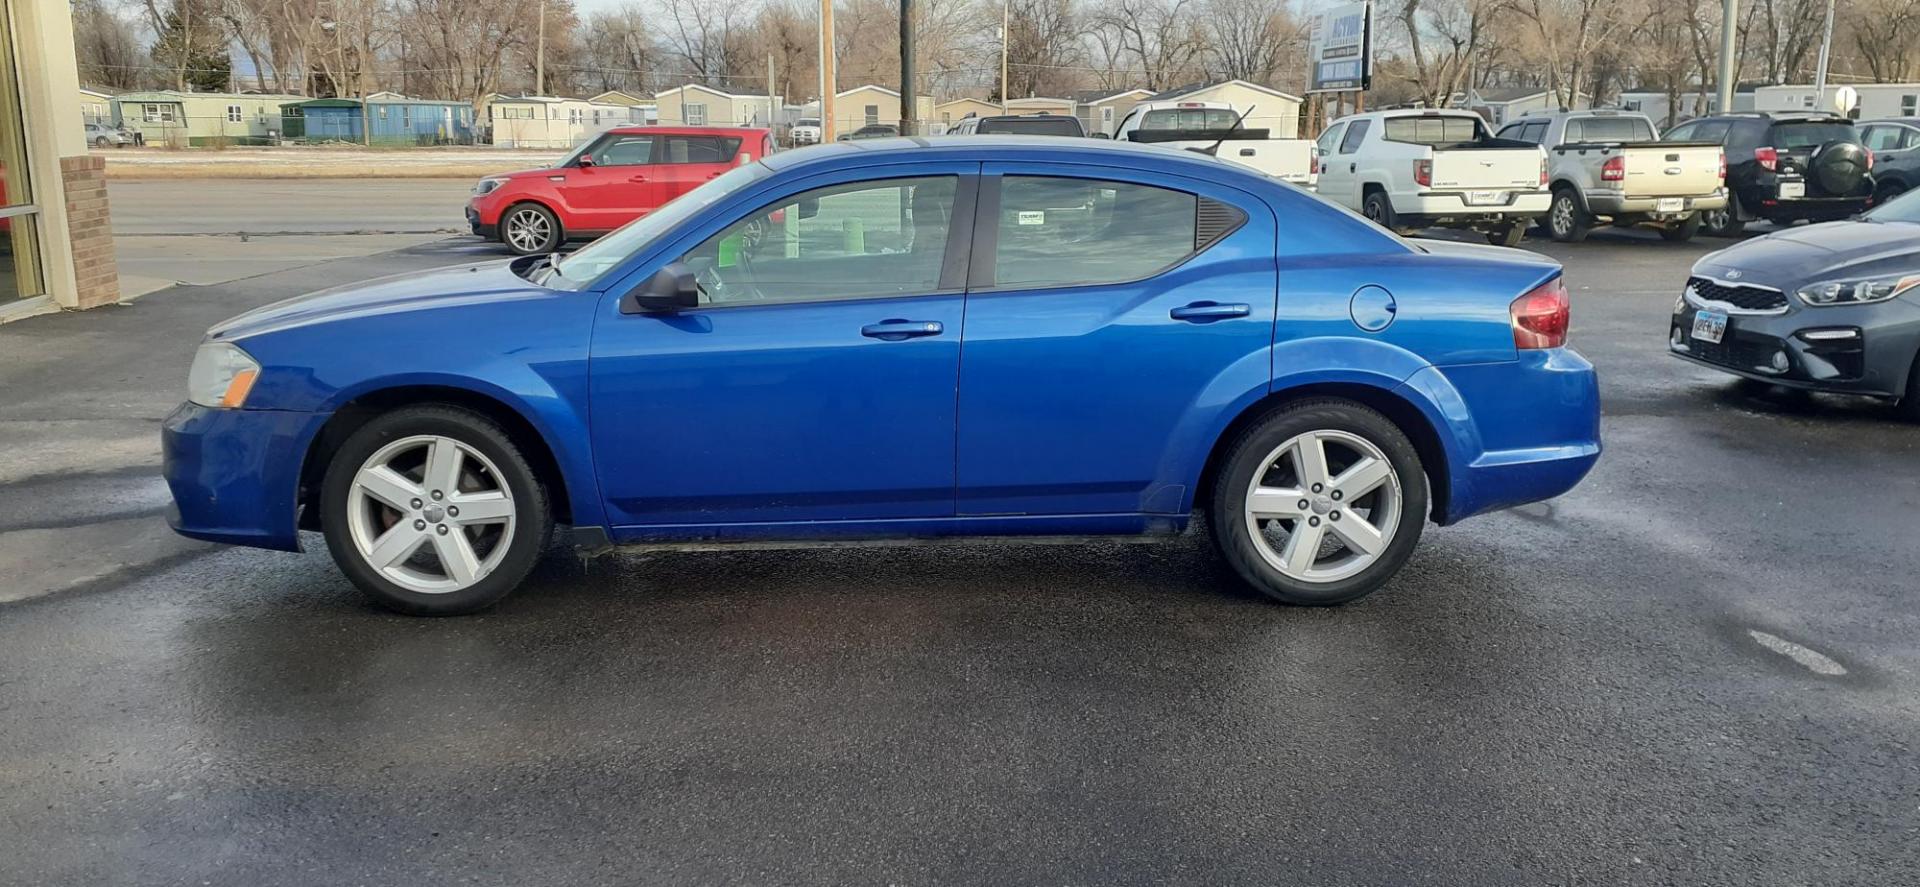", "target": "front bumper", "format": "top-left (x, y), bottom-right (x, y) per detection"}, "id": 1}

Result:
top-left (465, 203), bottom-right (498, 240)
top-left (162, 402), bottom-right (330, 552)
top-left (1667, 293), bottom-right (1920, 397)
